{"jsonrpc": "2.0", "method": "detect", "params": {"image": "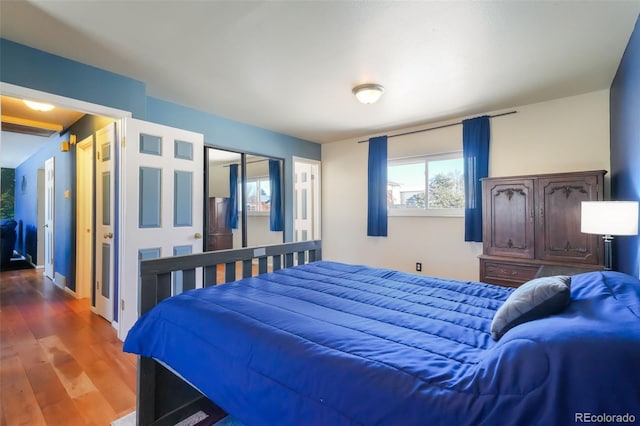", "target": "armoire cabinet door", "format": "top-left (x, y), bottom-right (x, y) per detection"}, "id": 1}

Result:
top-left (207, 197), bottom-right (233, 251)
top-left (483, 178), bottom-right (535, 259)
top-left (535, 173), bottom-right (604, 264)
